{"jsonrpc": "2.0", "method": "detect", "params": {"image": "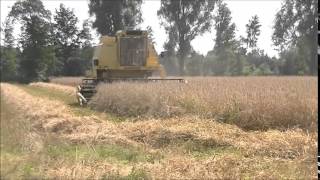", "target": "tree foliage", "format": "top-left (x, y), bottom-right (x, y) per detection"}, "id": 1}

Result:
top-left (7, 0), bottom-right (55, 82)
top-left (0, 0), bottom-right (93, 82)
top-left (0, 47), bottom-right (19, 81)
top-left (79, 19), bottom-right (93, 48)
top-left (53, 4), bottom-right (92, 76)
top-left (1, 0), bottom-right (316, 82)
top-left (206, 1), bottom-right (240, 75)
top-left (146, 26), bottom-right (156, 45)
top-left (202, 2), bottom-right (278, 76)
top-left (272, 0), bottom-right (317, 75)
top-left (0, 18), bottom-right (18, 81)
top-left (88, 0), bottom-right (143, 36)
top-left (242, 15), bottom-right (261, 50)
top-left (3, 18), bottom-right (15, 48)
top-left (158, 0), bottom-right (216, 75)
top-left (213, 0), bottom-right (236, 54)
